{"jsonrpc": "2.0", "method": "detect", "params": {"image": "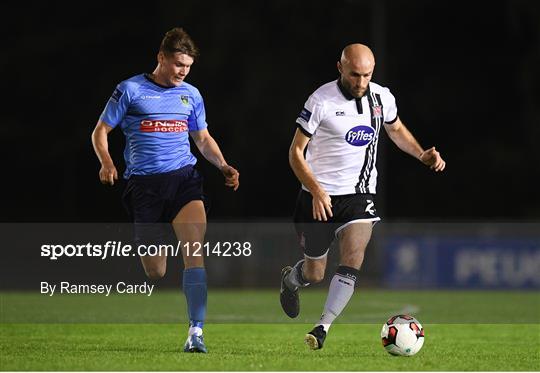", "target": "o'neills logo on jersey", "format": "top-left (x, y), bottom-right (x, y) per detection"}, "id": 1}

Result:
top-left (345, 125), bottom-right (375, 146)
top-left (140, 120), bottom-right (188, 133)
